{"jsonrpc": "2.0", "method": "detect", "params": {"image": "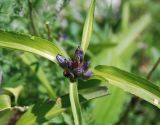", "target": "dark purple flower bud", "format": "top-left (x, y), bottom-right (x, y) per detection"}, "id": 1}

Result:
top-left (66, 59), bottom-right (73, 68)
top-left (73, 67), bottom-right (83, 77)
top-left (63, 69), bottom-right (74, 78)
top-left (56, 54), bottom-right (68, 68)
top-left (75, 47), bottom-right (83, 62)
top-left (82, 61), bottom-right (90, 72)
top-left (63, 69), bottom-right (75, 82)
top-left (83, 71), bottom-right (93, 79)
